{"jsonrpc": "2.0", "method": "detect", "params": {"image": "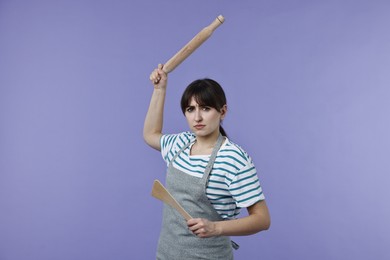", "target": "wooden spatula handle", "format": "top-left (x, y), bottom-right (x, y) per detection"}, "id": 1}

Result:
top-left (151, 180), bottom-right (192, 221)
